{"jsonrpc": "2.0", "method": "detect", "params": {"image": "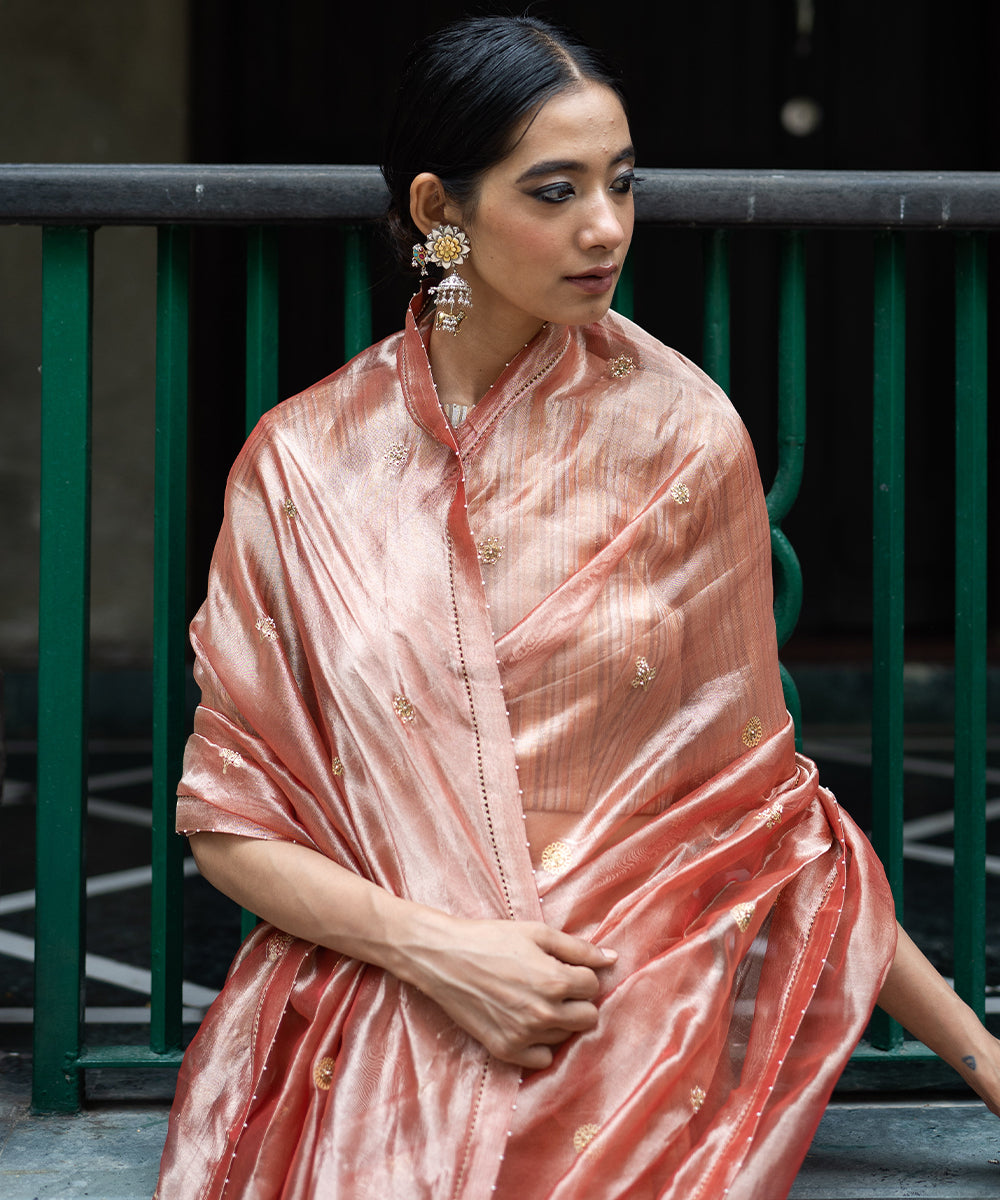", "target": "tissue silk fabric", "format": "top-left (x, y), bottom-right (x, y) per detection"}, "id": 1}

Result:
top-left (156, 300), bottom-right (896, 1200)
